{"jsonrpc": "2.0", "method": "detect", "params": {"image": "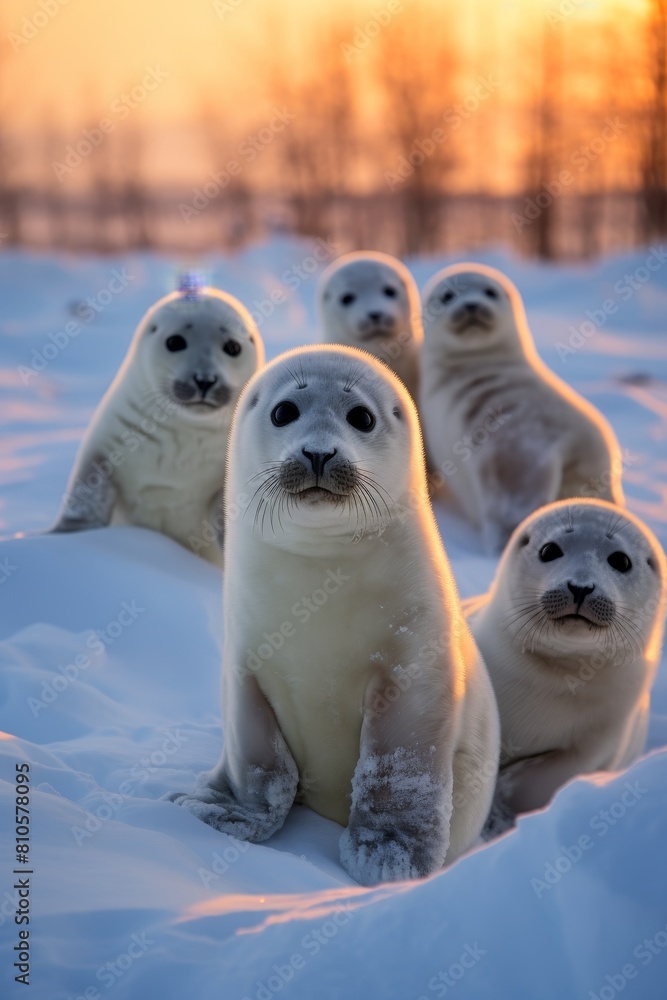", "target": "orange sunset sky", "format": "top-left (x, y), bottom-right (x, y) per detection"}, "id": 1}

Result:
top-left (2, 0), bottom-right (643, 125)
top-left (0, 0), bottom-right (652, 206)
